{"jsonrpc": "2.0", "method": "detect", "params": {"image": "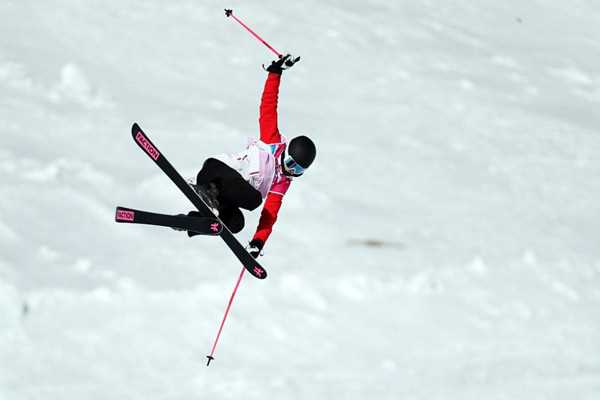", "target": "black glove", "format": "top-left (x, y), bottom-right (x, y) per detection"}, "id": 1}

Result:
top-left (247, 239), bottom-right (264, 259)
top-left (265, 54), bottom-right (300, 74)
